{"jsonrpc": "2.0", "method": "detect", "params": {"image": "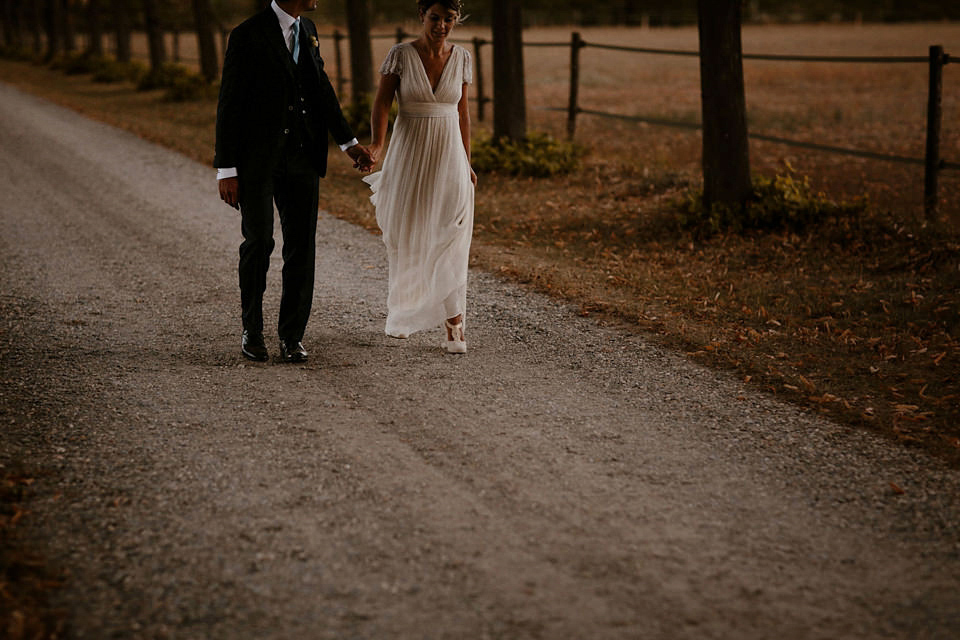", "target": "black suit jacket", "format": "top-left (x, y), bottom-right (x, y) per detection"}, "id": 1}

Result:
top-left (214, 8), bottom-right (354, 181)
